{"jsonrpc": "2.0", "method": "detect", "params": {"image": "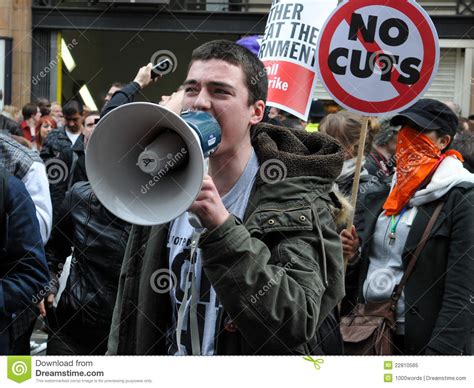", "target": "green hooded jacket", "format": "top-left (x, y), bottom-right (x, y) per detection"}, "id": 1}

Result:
top-left (107, 123), bottom-right (346, 355)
